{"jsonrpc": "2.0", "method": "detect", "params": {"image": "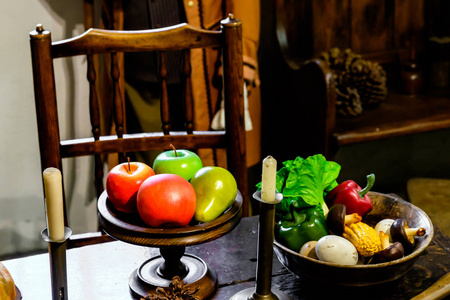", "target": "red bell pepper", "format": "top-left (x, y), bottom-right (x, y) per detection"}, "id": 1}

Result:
top-left (325, 174), bottom-right (375, 217)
